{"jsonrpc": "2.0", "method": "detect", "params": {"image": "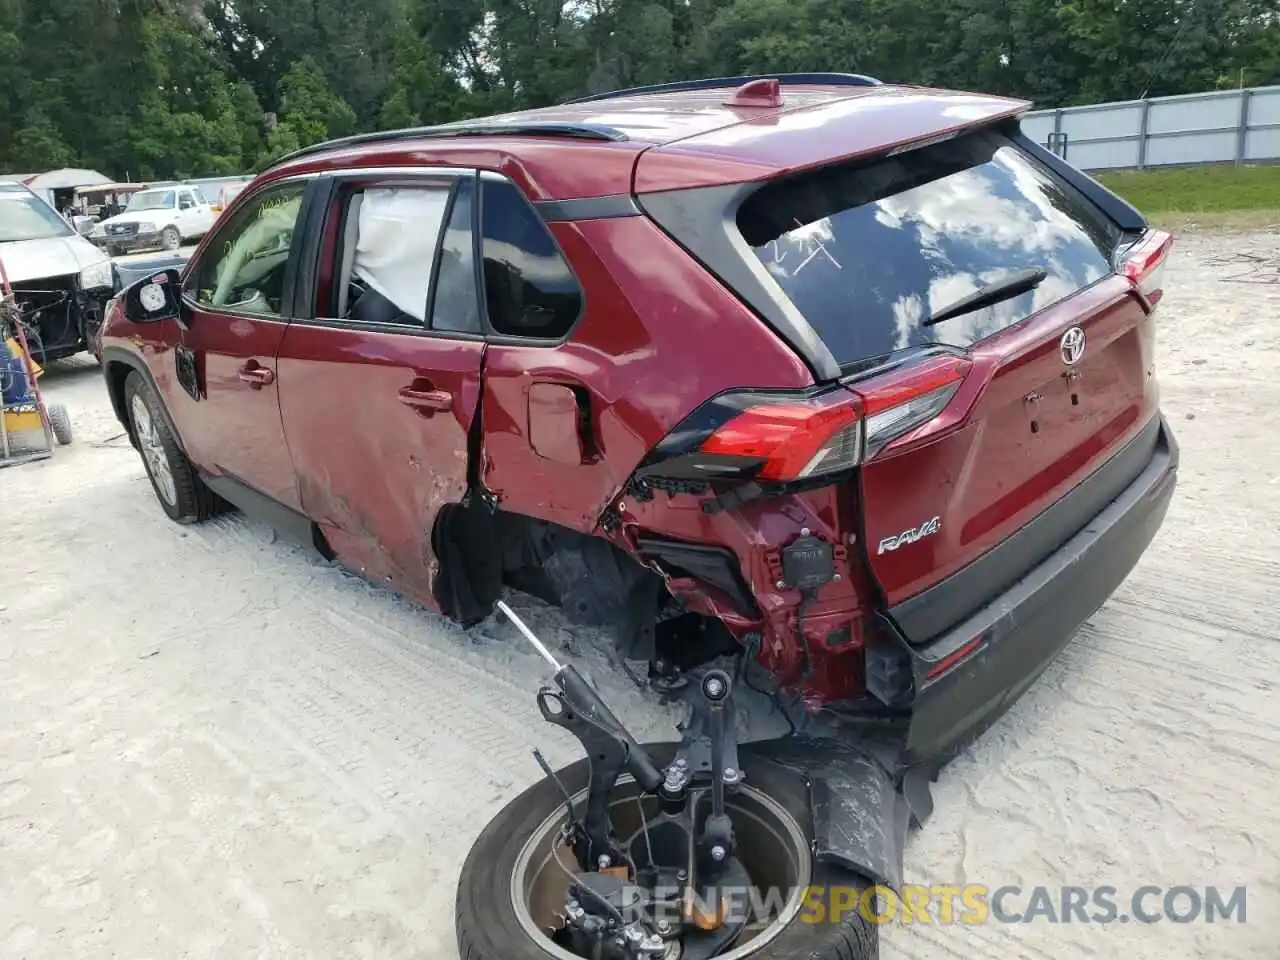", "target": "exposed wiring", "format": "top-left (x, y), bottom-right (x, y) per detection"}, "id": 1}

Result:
top-left (534, 748), bottom-right (580, 828)
top-left (634, 795), bottom-right (655, 870)
top-left (737, 634), bottom-right (798, 737)
top-left (797, 590), bottom-right (816, 679)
